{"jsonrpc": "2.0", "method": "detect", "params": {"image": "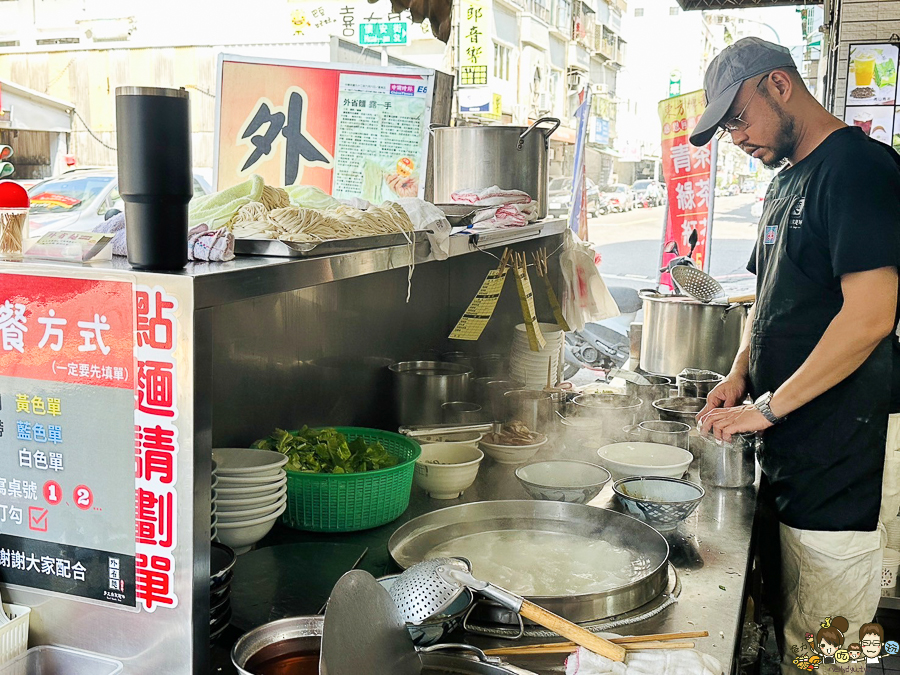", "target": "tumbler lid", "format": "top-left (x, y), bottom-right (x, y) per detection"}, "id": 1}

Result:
top-left (115, 86), bottom-right (189, 99)
top-left (0, 181), bottom-right (29, 208)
